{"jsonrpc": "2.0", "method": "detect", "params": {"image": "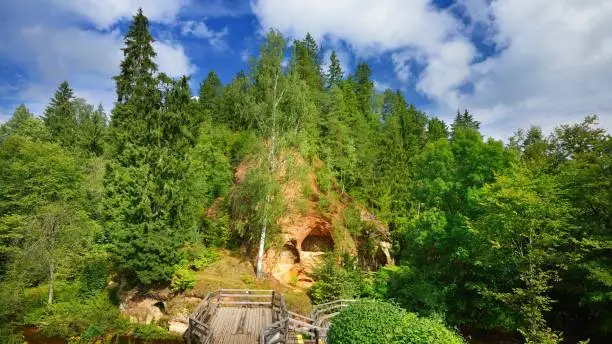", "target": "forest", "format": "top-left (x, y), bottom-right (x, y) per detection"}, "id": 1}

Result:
top-left (0, 9), bottom-right (610, 344)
